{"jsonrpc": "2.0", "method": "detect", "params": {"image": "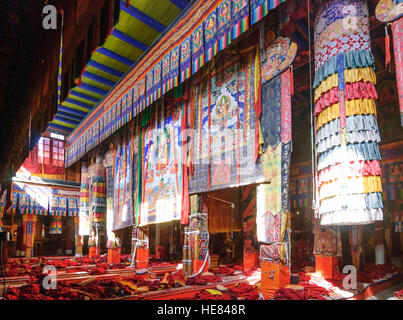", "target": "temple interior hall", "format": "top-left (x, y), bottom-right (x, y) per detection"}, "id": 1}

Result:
top-left (0, 0), bottom-right (402, 301)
